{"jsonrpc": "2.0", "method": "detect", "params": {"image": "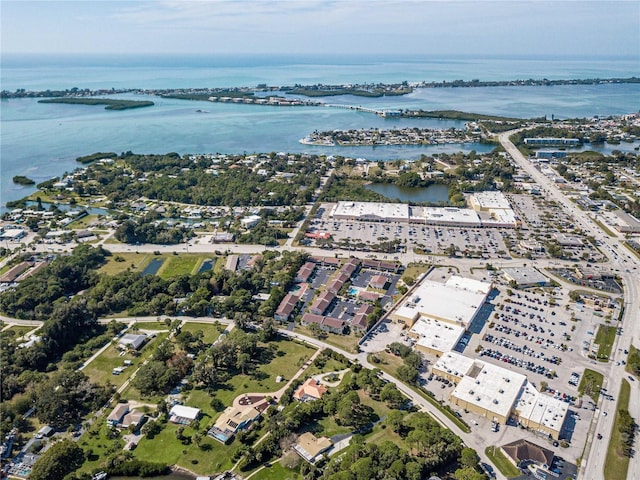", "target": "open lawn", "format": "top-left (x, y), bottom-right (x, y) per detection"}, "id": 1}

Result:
top-left (402, 263), bottom-right (432, 283)
top-left (76, 415), bottom-right (125, 474)
top-left (250, 459), bottom-right (302, 480)
top-left (604, 379), bottom-right (631, 480)
top-left (134, 419), bottom-right (247, 475)
top-left (304, 359), bottom-right (350, 379)
top-left (67, 214), bottom-right (100, 229)
top-left (204, 338), bottom-right (317, 408)
top-left (97, 253), bottom-right (154, 275)
top-left (595, 325), bottom-right (617, 361)
top-left (83, 333), bottom-right (165, 387)
top-left (485, 446), bottom-right (520, 478)
top-left (295, 325), bottom-right (360, 353)
top-left (180, 321), bottom-right (227, 344)
top-left (2, 325), bottom-right (37, 338)
top-left (158, 255), bottom-right (201, 278)
top-left (578, 369), bottom-right (604, 403)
